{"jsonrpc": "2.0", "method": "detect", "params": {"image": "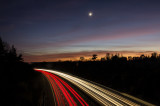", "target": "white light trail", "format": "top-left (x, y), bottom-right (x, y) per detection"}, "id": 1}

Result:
top-left (37, 69), bottom-right (155, 106)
